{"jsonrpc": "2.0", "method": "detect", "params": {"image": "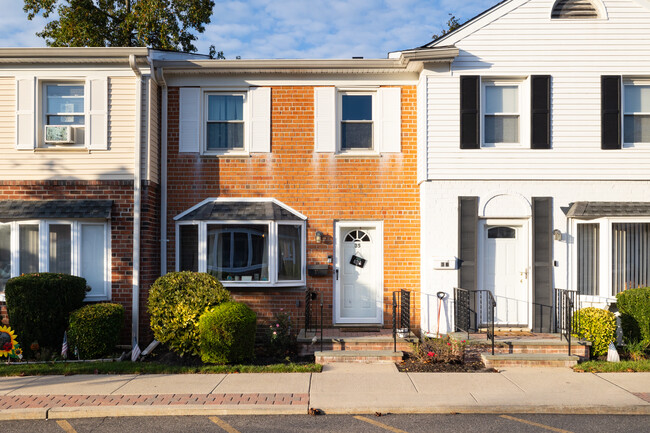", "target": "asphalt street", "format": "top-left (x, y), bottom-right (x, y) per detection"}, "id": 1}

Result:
top-left (1, 414), bottom-right (649, 433)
